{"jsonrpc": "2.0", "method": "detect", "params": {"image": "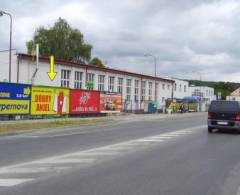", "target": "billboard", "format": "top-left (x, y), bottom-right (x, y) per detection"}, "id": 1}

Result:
top-left (70, 90), bottom-right (100, 114)
top-left (100, 92), bottom-right (122, 113)
top-left (0, 82), bottom-right (31, 114)
top-left (31, 86), bottom-right (70, 115)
